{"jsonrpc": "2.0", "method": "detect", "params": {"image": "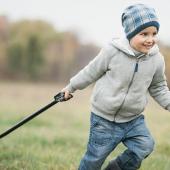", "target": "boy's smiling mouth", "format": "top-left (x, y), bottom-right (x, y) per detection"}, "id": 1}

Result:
top-left (144, 45), bottom-right (153, 49)
top-left (143, 43), bottom-right (154, 49)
